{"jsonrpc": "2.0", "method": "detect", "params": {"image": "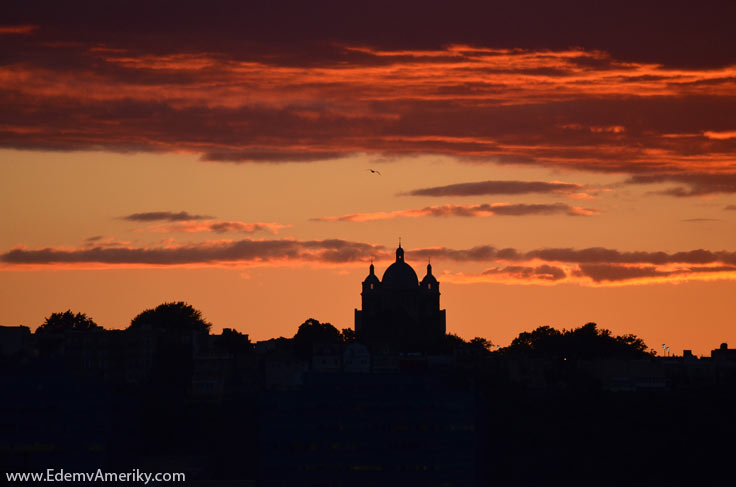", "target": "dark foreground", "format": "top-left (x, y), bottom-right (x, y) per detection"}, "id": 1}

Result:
top-left (3, 357), bottom-right (736, 487)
